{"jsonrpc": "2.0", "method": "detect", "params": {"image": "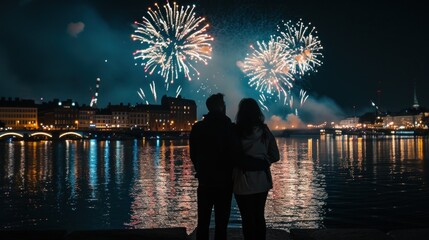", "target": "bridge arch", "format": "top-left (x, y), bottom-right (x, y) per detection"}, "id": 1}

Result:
top-left (29, 132), bottom-right (53, 139)
top-left (0, 132), bottom-right (24, 138)
top-left (59, 132), bottom-right (83, 139)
